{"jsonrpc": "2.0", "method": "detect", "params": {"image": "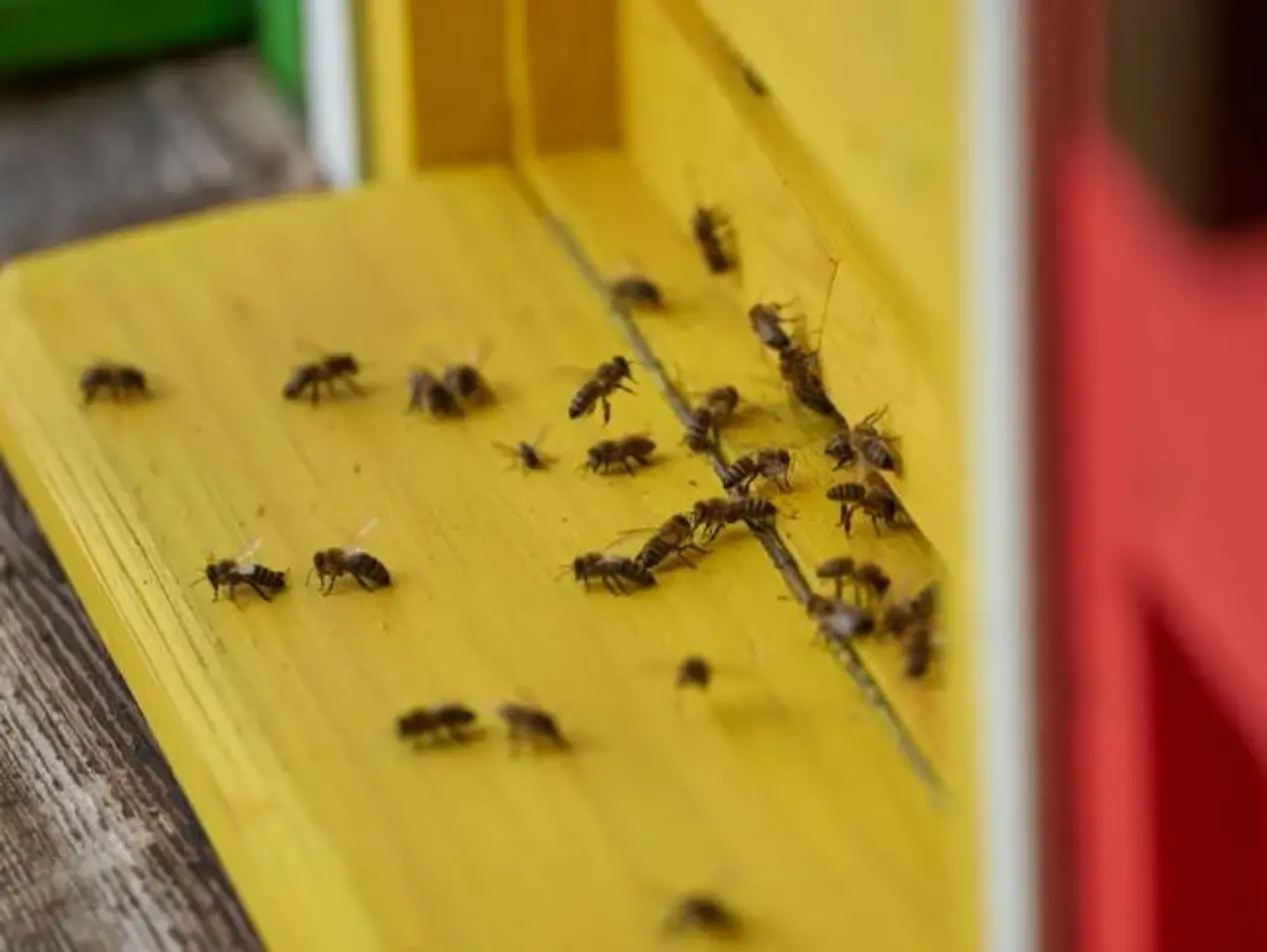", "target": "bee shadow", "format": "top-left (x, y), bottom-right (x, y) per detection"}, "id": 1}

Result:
top-left (703, 694), bottom-right (791, 733)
